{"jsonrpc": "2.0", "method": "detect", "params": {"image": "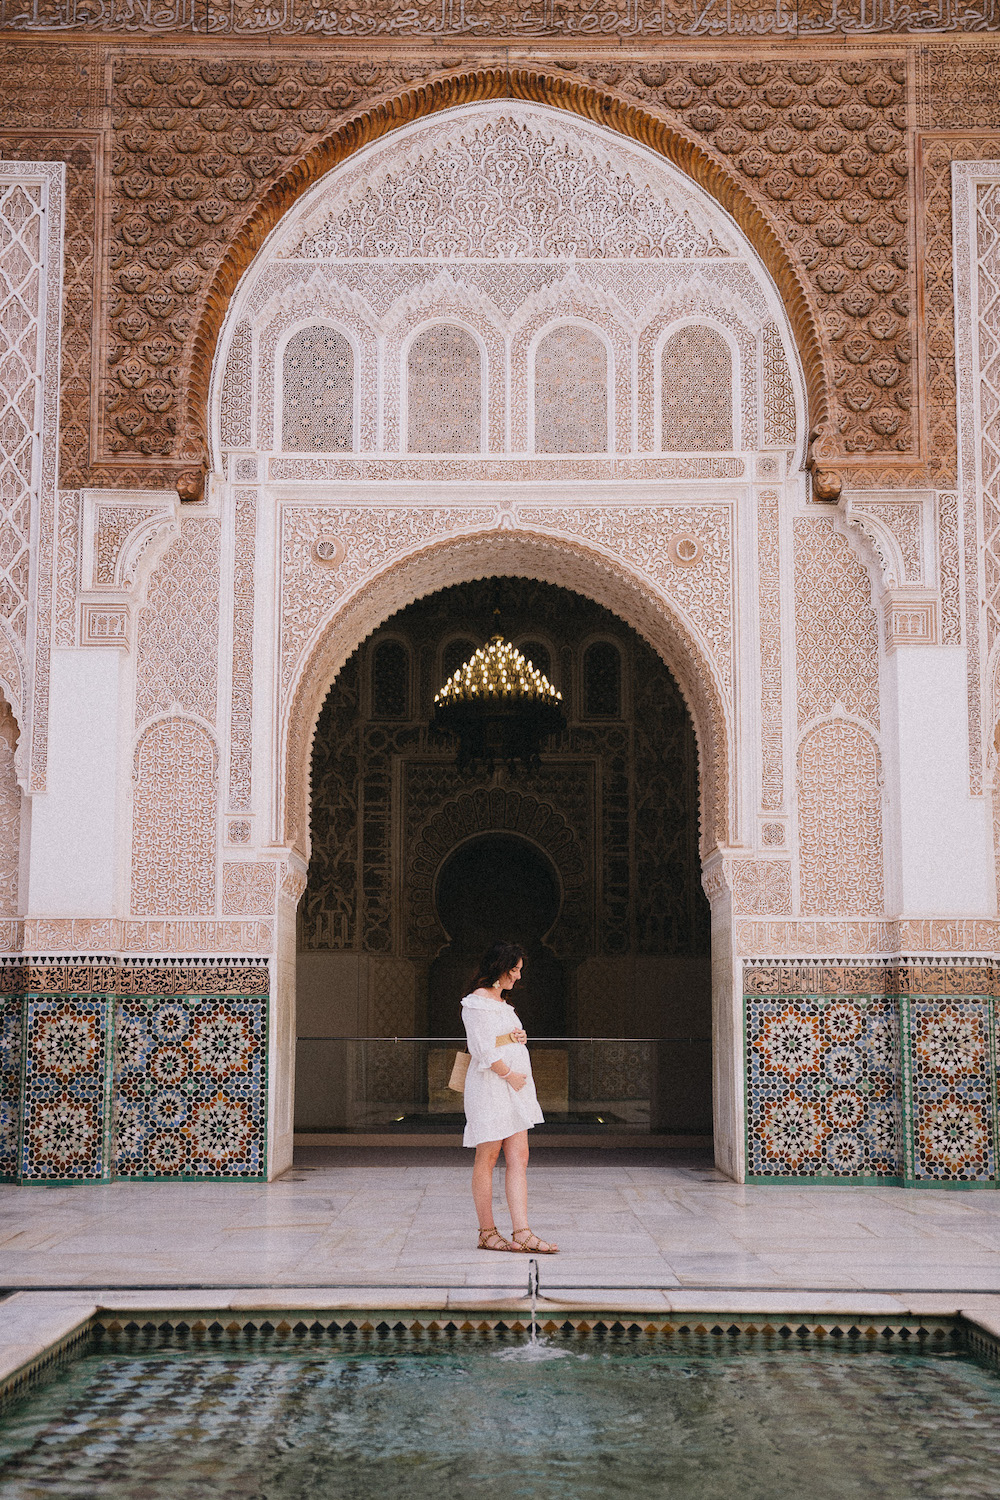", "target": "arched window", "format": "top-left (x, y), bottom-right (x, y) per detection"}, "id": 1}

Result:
top-left (407, 326), bottom-right (481, 452)
top-left (282, 326), bottom-right (354, 452)
top-left (519, 640), bottom-right (552, 679)
top-left (583, 641), bottom-right (622, 718)
top-left (534, 326), bottom-right (608, 453)
top-left (661, 325), bottom-right (733, 451)
top-left (442, 638), bottom-right (477, 683)
top-left (372, 640), bottom-right (410, 720)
